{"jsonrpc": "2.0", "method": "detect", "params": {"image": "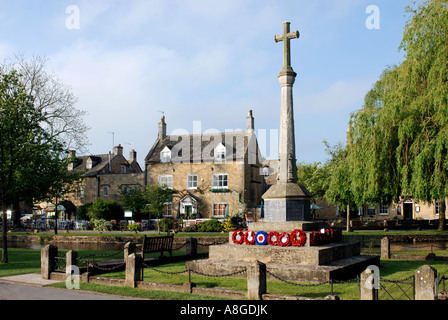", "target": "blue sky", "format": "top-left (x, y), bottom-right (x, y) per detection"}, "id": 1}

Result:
top-left (0, 0), bottom-right (413, 165)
